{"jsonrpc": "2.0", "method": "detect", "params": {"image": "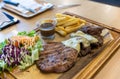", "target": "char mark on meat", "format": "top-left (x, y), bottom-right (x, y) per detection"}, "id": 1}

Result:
top-left (36, 42), bottom-right (78, 73)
